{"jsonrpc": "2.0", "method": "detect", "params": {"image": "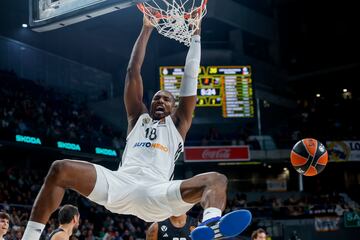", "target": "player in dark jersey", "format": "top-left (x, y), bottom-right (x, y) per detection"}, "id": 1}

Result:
top-left (47, 205), bottom-right (80, 240)
top-left (146, 214), bottom-right (197, 240)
